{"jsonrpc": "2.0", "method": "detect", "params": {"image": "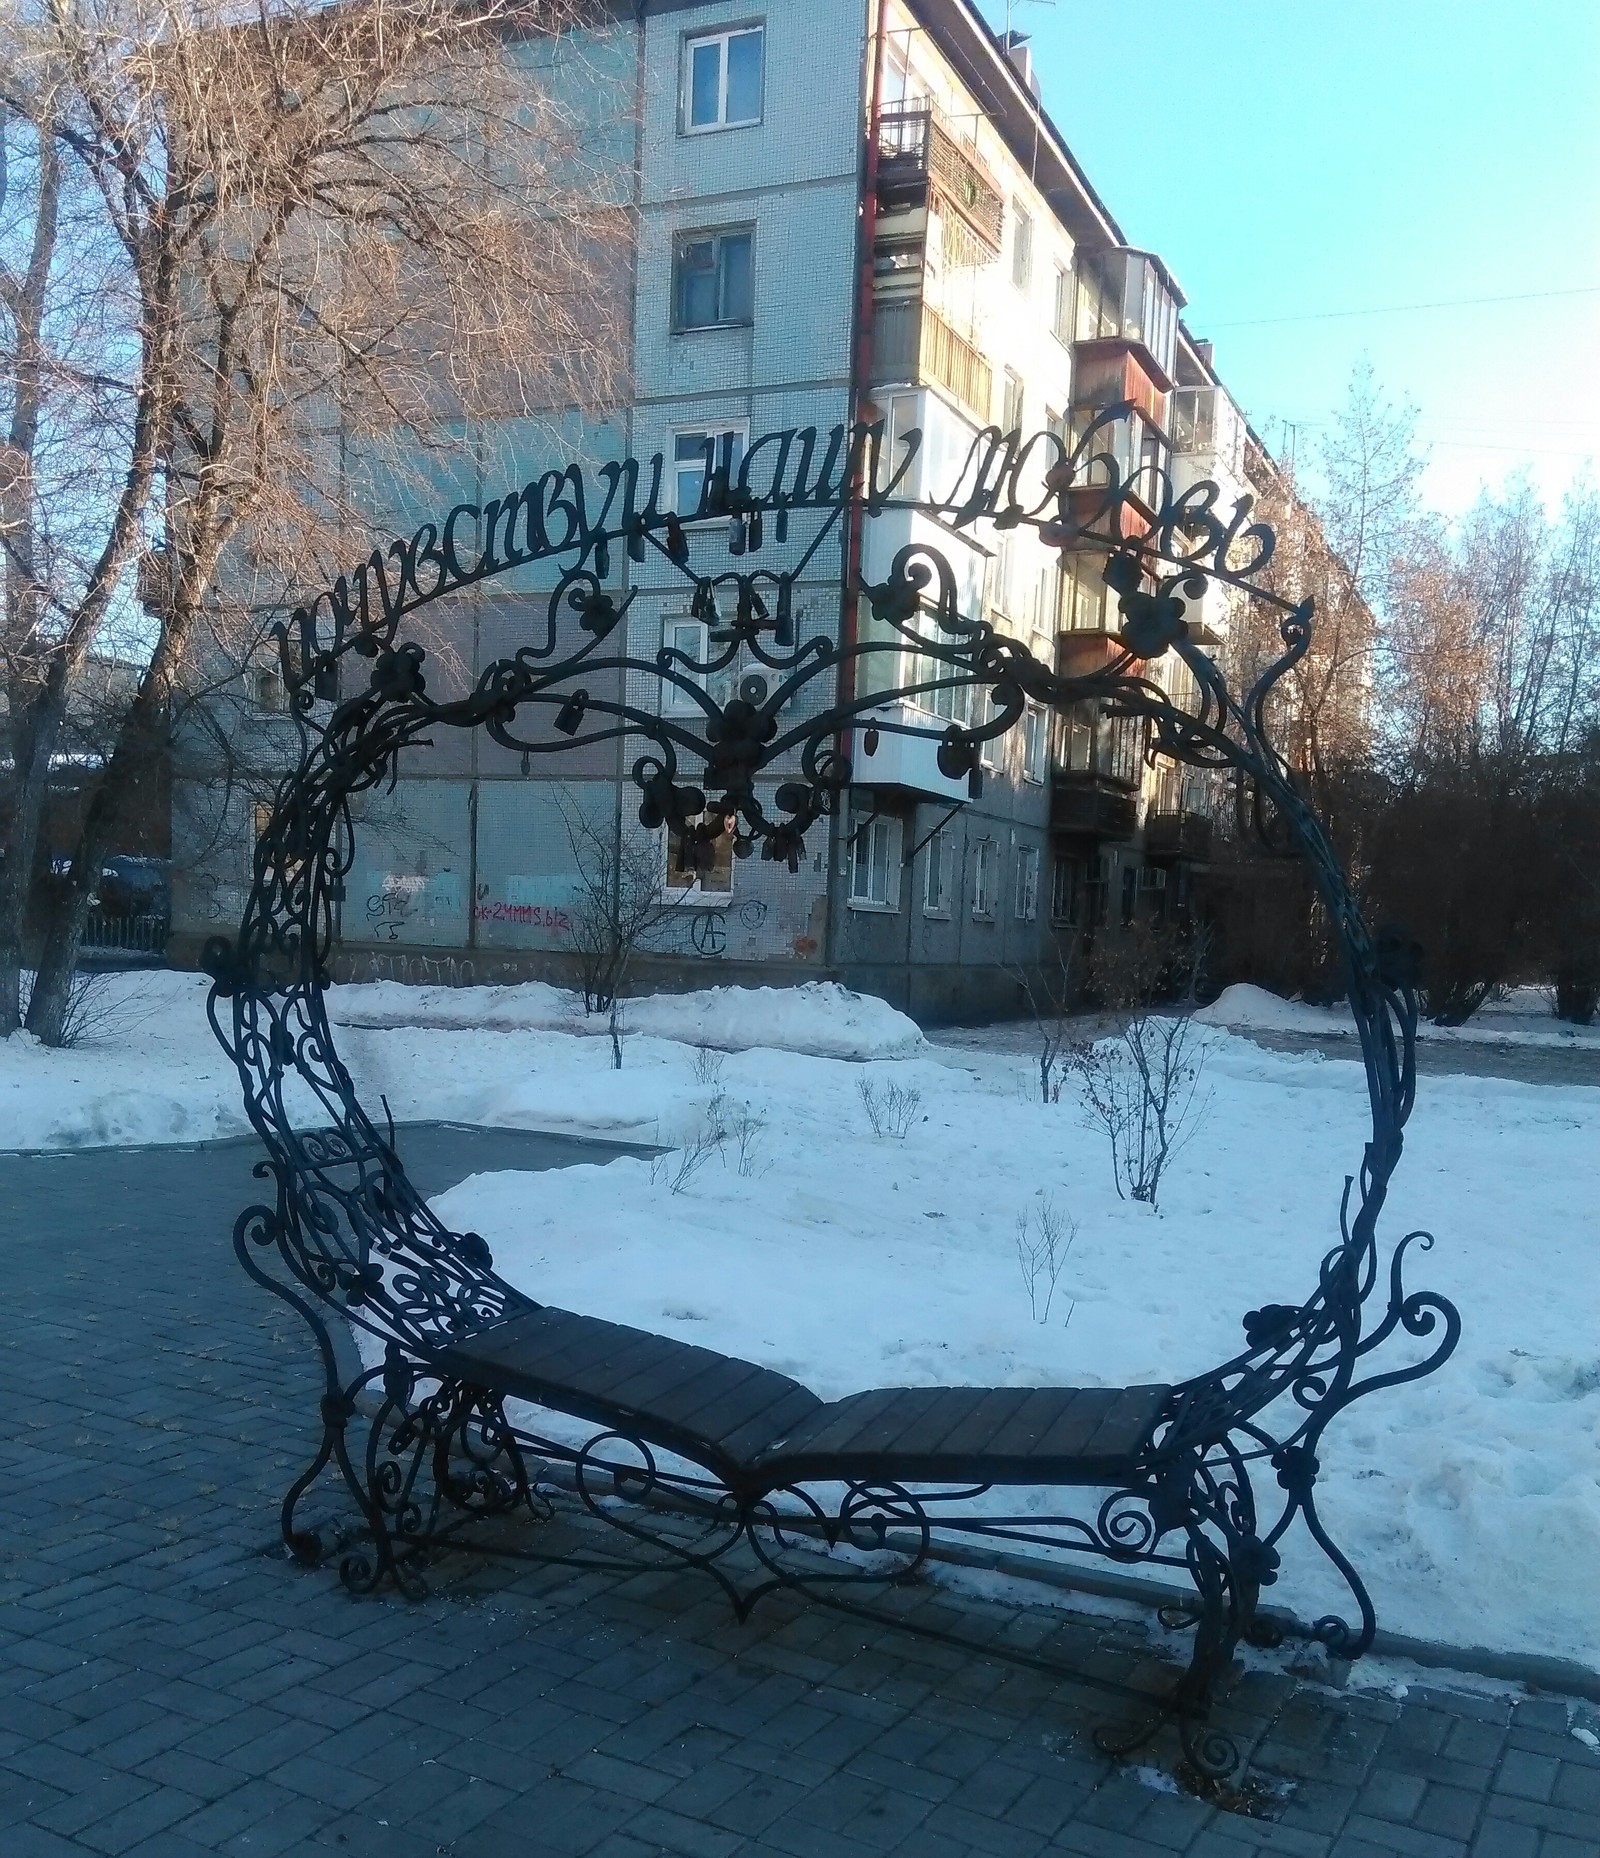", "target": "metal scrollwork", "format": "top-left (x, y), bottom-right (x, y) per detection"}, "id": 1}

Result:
top-left (208, 418), bottom-right (1458, 1789)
